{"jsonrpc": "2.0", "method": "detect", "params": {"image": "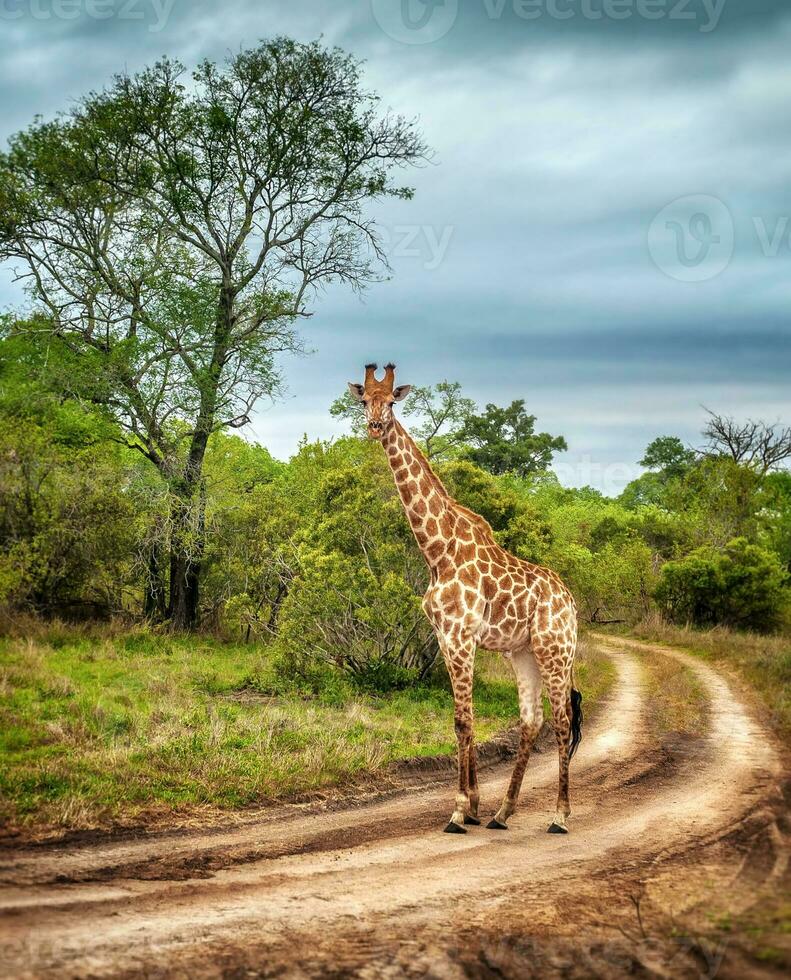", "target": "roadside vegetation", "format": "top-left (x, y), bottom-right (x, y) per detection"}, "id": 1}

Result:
top-left (627, 615), bottom-right (791, 738)
top-left (0, 624), bottom-right (613, 838)
top-left (638, 646), bottom-right (709, 738)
